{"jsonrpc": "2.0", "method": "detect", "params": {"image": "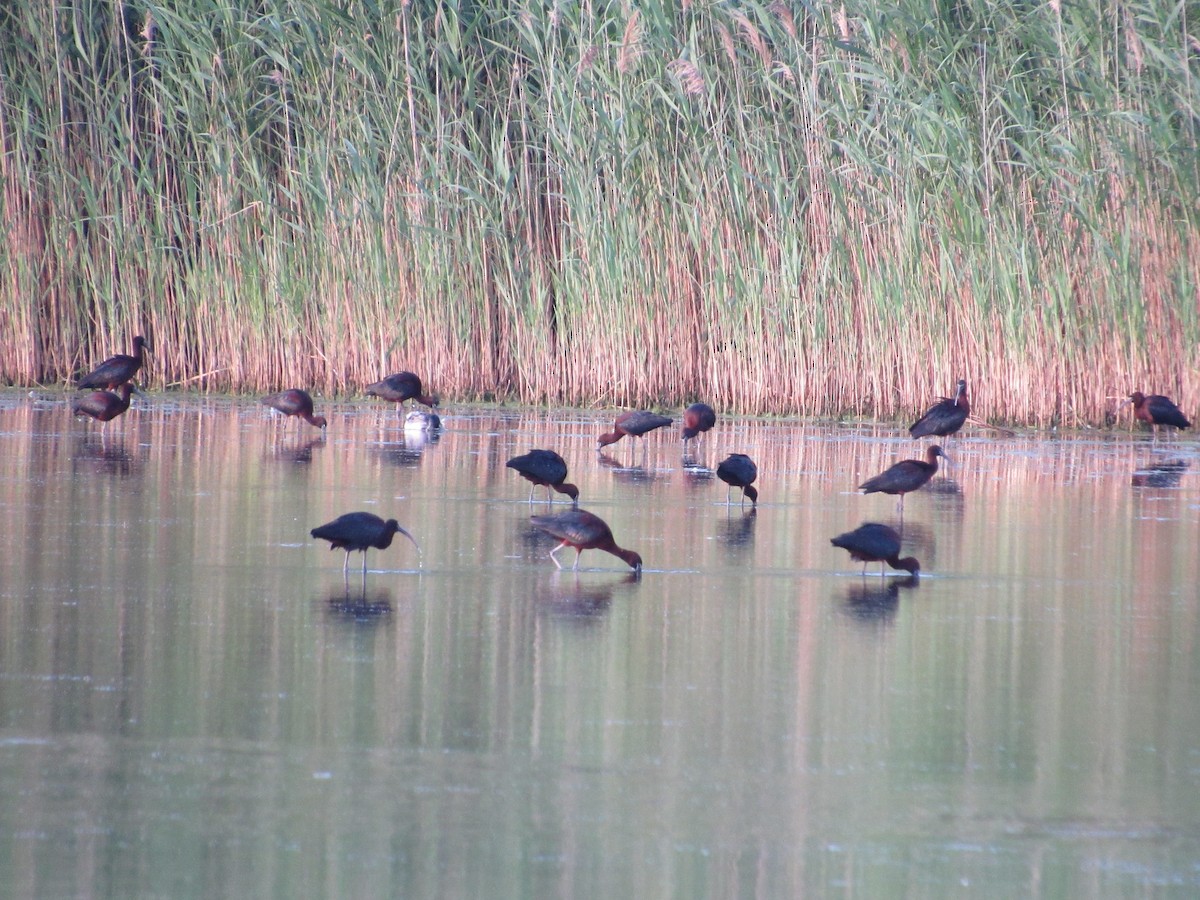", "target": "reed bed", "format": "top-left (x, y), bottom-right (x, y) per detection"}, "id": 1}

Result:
top-left (0, 0), bottom-right (1196, 426)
